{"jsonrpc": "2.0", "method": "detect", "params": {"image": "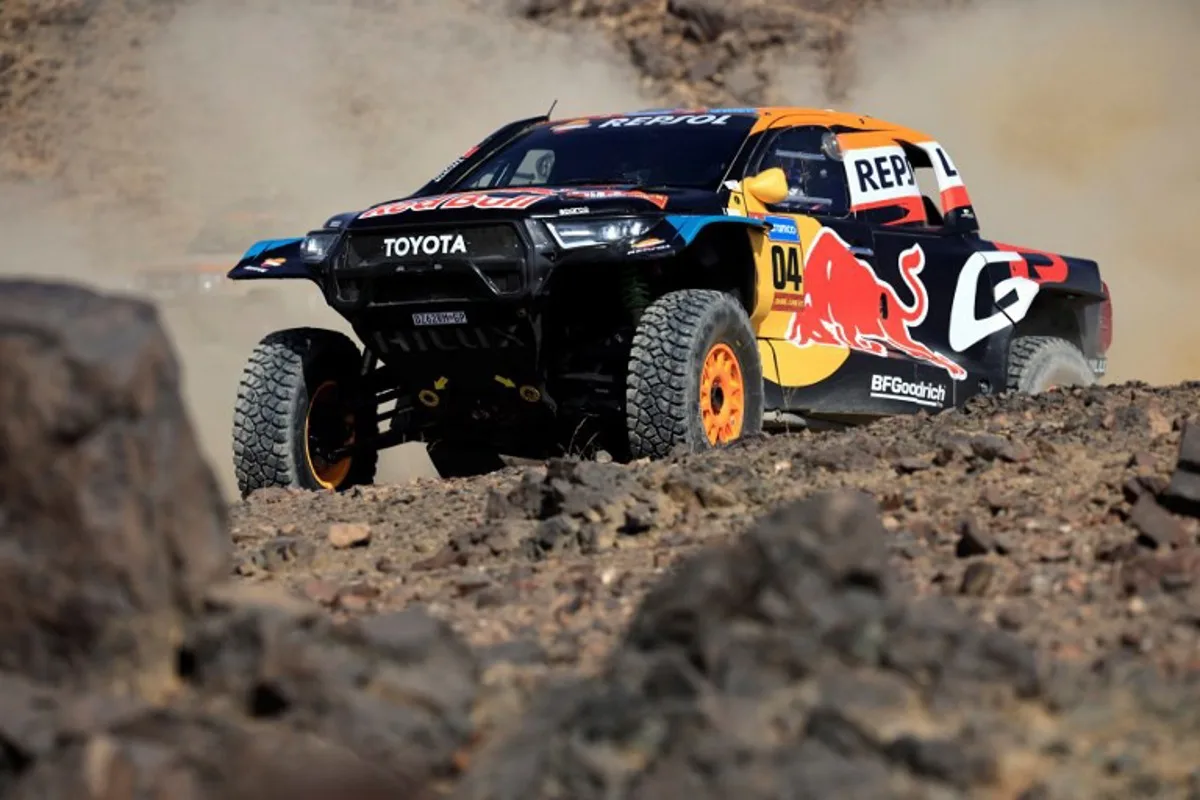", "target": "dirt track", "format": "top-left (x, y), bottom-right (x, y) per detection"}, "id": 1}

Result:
top-left (5, 1), bottom-right (1200, 797)
top-left (232, 383), bottom-right (1200, 679)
